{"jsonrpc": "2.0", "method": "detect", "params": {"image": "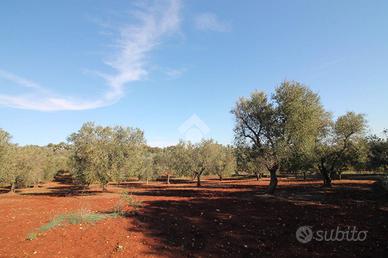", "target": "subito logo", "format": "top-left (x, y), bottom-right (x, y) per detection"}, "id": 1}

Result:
top-left (296, 226), bottom-right (313, 244)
